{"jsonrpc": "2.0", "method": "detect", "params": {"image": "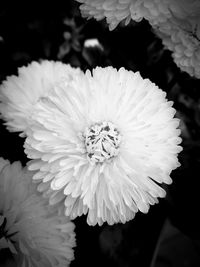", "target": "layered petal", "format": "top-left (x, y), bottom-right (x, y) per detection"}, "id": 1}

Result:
top-left (0, 60), bottom-right (81, 133)
top-left (0, 158), bottom-right (76, 267)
